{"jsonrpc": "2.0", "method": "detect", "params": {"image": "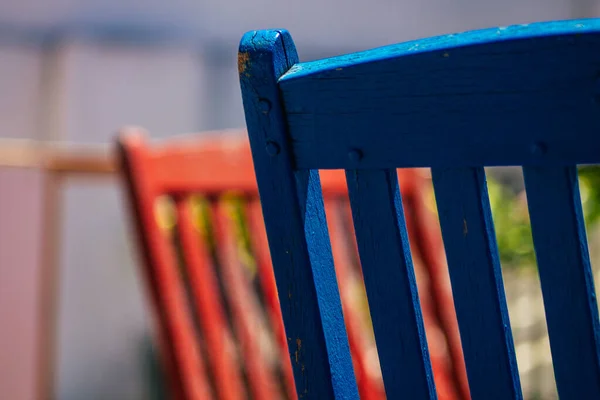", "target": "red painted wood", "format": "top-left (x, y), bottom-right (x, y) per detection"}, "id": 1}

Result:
top-left (401, 173), bottom-right (463, 400)
top-left (247, 199), bottom-right (298, 400)
top-left (325, 198), bottom-right (386, 400)
top-left (118, 135), bottom-right (213, 400)
top-left (118, 128), bottom-right (468, 400)
top-left (134, 132), bottom-right (349, 197)
top-left (175, 197), bottom-right (245, 400)
top-left (211, 199), bottom-right (282, 399)
top-left (403, 174), bottom-right (471, 400)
